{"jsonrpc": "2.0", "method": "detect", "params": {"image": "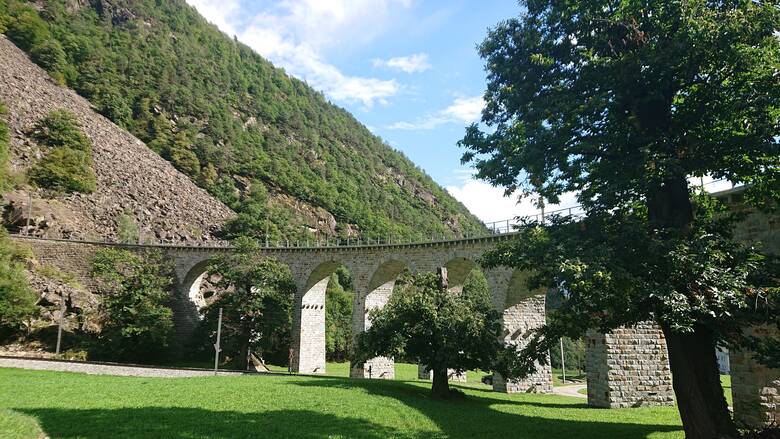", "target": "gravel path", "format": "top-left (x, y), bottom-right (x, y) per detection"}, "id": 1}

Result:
top-left (0, 357), bottom-right (243, 378)
top-left (553, 384), bottom-right (587, 399)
